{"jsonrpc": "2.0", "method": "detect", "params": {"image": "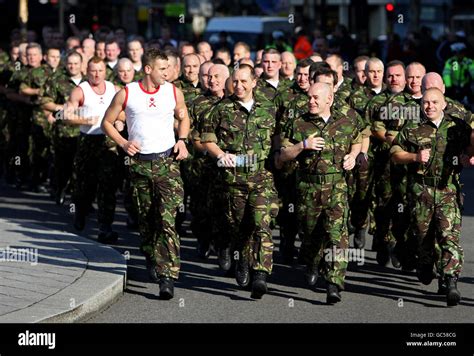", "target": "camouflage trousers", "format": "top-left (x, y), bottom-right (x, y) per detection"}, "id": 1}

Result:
top-left (273, 168), bottom-right (298, 253)
top-left (411, 181), bottom-right (463, 277)
top-left (223, 168), bottom-right (277, 274)
top-left (30, 121), bottom-right (52, 187)
top-left (350, 155), bottom-right (374, 231)
top-left (297, 175), bottom-right (349, 289)
top-left (189, 155), bottom-right (216, 246)
top-left (72, 134), bottom-right (120, 225)
top-left (129, 156), bottom-right (184, 280)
